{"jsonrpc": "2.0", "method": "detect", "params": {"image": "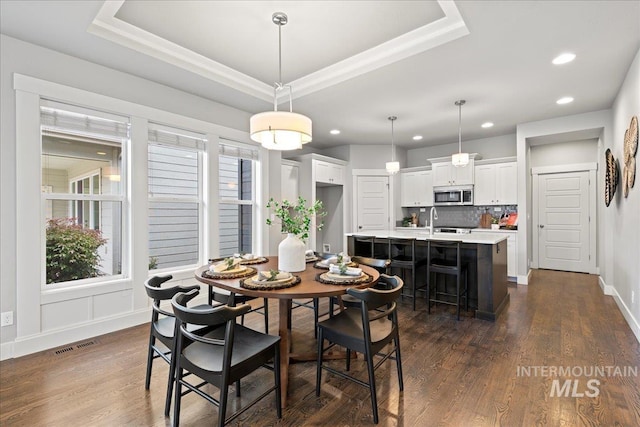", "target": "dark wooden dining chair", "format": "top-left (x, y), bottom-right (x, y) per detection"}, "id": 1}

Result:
top-left (208, 287), bottom-right (269, 333)
top-left (171, 289), bottom-right (281, 427)
top-left (143, 275), bottom-right (214, 416)
top-left (316, 275), bottom-right (404, 424)
top-left (329, 256), bottom-right (391, 315)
